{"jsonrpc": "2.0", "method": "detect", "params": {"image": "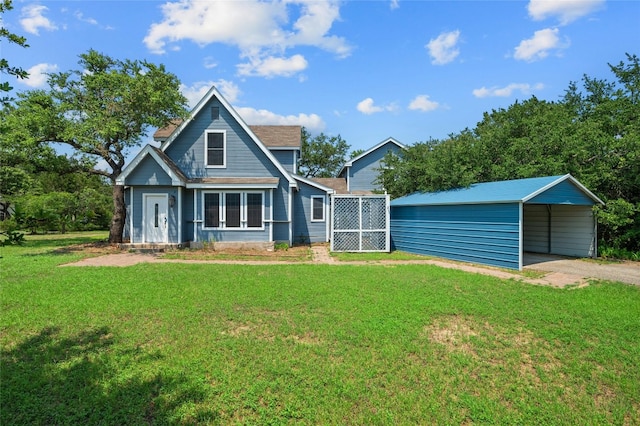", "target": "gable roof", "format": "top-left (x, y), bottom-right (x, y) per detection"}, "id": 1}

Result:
top-left (293, 175), bottom-right (336, 194)
top-left (157, 86), bottom-right (297, 188)
top-left (390, 174), bottom-right (604, 206)
top-left (249, 125), bottom-right (301, 149)
top-left (310, 177), bottom-right (347, 194)
top-left (116, 145), bottom-right (188, 186)
top-left (339, 137), bottom-right (405, 176)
